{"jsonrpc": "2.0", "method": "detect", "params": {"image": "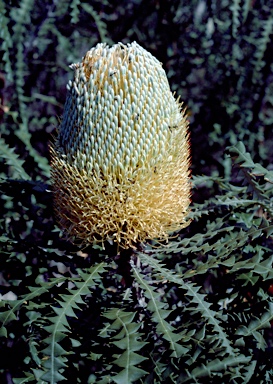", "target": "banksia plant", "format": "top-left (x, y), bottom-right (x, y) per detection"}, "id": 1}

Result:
top-left (51, 42), bottom-right (191, 249)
